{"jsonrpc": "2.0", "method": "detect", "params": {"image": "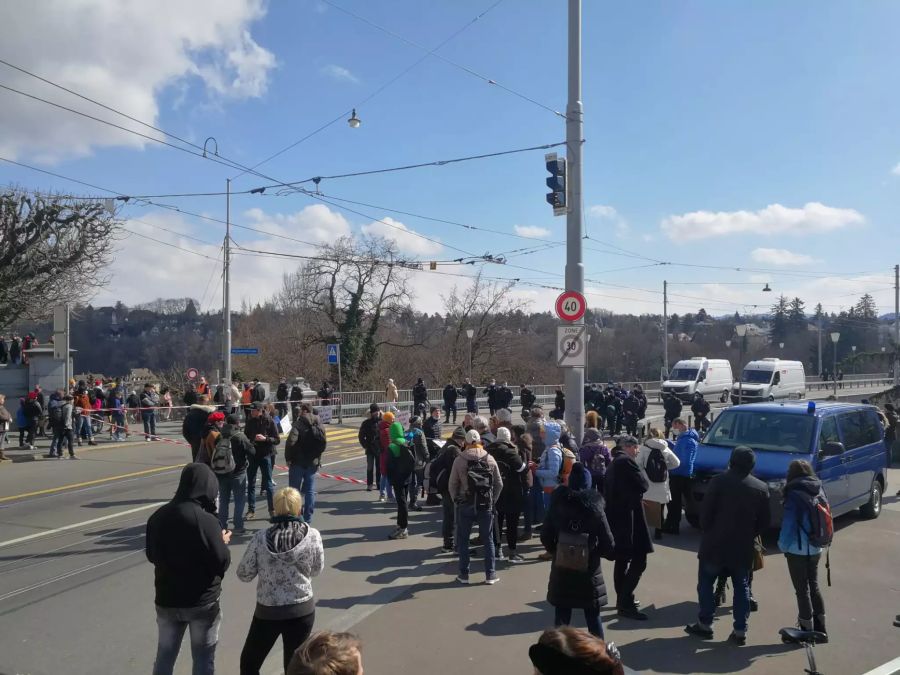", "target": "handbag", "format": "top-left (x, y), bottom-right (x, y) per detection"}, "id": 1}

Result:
top-left (554, 521), bottom-right (590, 572)
top-left (752, 535), bottom-right (765, 571)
